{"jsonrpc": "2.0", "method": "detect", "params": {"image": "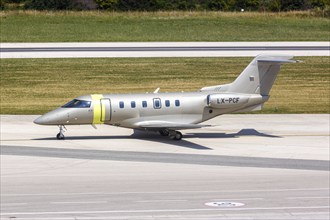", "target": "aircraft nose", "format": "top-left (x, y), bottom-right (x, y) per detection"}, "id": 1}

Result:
top-left (34, 108), bottom-right (71, 125)
top-left (34, 115), bottom-right (46, 125)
